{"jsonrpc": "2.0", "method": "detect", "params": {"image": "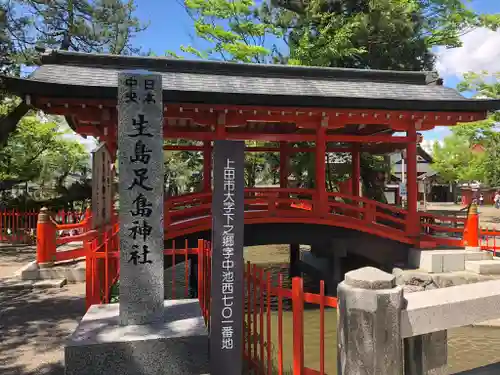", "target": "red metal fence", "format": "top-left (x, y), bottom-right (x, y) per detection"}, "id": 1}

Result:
top-left (480, 226), bottom-right (500, 256)
top-left (85, 234), bottom-right (337, 374)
